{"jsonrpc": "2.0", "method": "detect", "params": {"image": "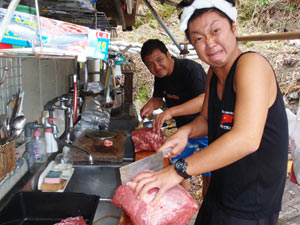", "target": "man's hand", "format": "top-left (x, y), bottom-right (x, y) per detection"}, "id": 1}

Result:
top-left (140, 103), bottom-right (154, 119)
top-left (140, 97), bottom-right (163, 119)
top-left (152, 109), bottom-right (172, 132)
